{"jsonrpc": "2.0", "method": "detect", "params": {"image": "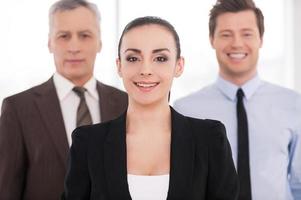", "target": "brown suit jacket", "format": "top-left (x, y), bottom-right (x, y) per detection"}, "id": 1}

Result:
top-left (0, 77), bottom-right (128, 200)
